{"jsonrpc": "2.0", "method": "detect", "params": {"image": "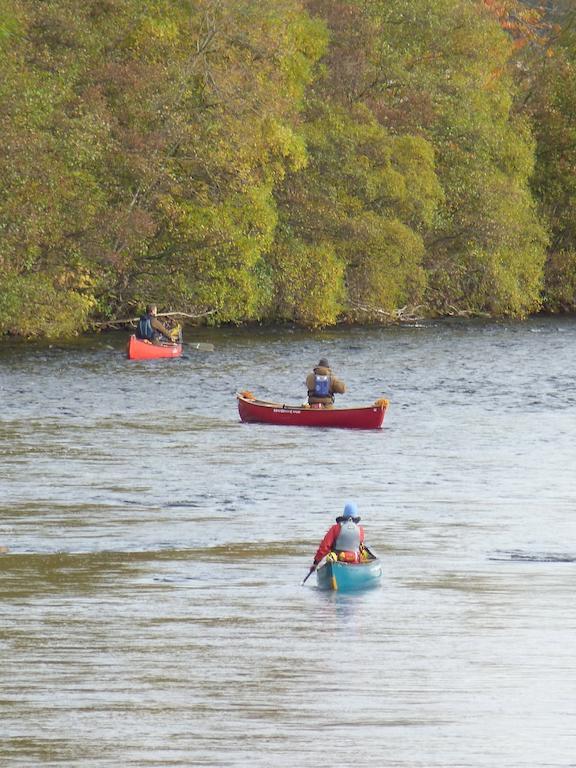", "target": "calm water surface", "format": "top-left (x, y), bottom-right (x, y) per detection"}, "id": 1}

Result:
top-left (1, 318), bottom-right (576, 766)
